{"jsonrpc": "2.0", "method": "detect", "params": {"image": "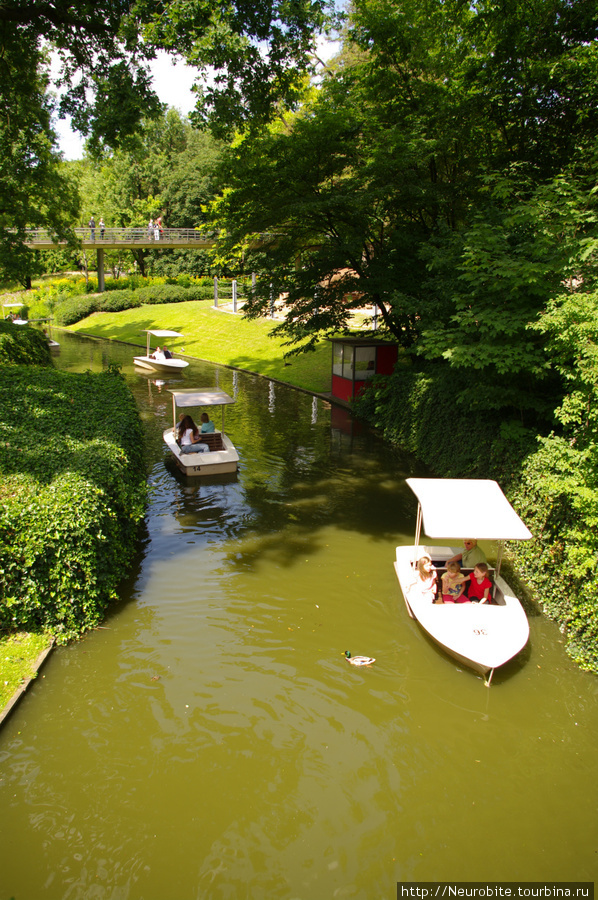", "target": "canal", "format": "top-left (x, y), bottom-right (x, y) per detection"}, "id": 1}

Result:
top-left (0, 331), bottom-right (597, 899)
